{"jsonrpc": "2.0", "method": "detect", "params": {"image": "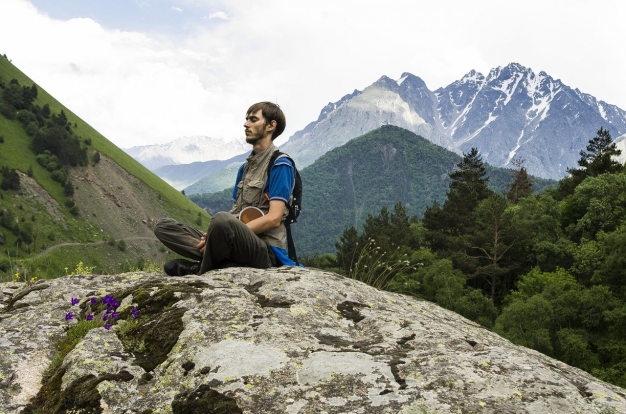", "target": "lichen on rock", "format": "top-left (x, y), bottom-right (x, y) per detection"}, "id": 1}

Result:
top-left (1, 267), bottom-right (626, 413)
